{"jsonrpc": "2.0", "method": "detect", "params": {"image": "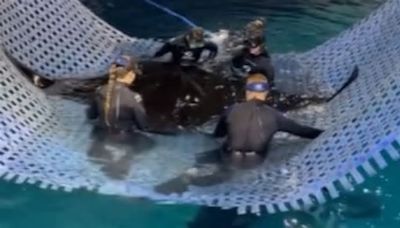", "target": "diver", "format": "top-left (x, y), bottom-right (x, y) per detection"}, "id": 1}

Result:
top-left (153, 27), bottom-right (218, 66)
top-left (86, 55), bottom-right (153, 179)
top-left (154, 73), bottom-right (322, 194)
top-left (153, 27), bottom-right (219, 97)
top-left (231, 18), bottom-right (275, 84)
top-left (87, 55), bottom-right (147, 134)
top-left (231, 35), bottom-right (274, 83)
top-left (214, 73), bottom-right (323, 164)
